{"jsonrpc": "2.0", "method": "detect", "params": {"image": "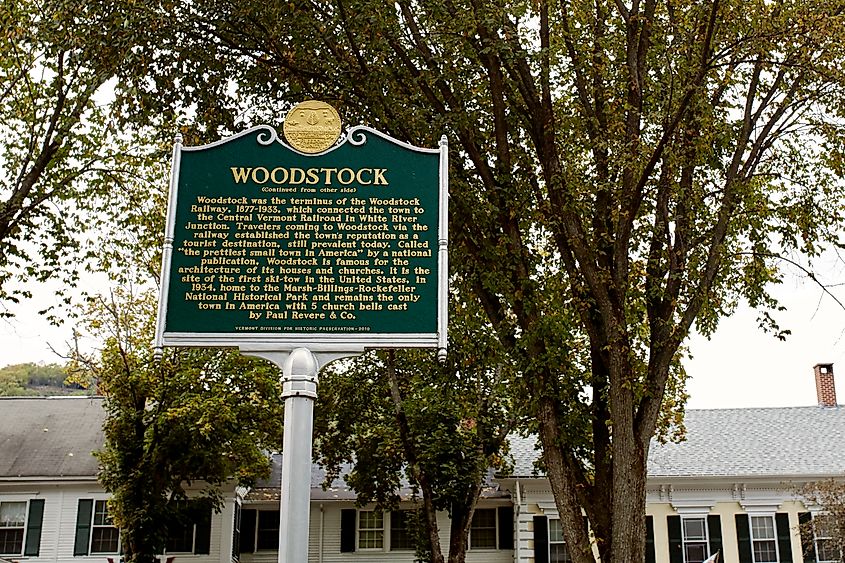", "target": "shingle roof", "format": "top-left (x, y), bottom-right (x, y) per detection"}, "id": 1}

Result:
top-left (0, 396), bottom-right (105, 479)
top-left (245, 454), bottom-right (359, 501)
top-left (5, 397), bottom-right (844, 484)
top-left (648, 406), bottom-right (845, 478)
top-left (506, 406), bottom-right (845, 479)
top-left (246, 453), bottom-right (508, 501)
